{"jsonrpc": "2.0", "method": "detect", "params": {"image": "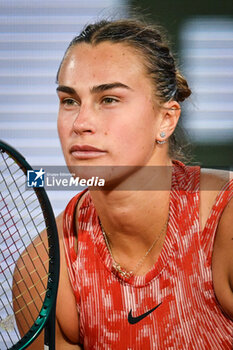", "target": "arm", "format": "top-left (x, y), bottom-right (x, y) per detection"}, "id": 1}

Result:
top-left (200, 169), bottom-right (233, 319)
top-left (212, 195), bottom-right (233, 319)
top-left (56, 212), bottom-right (81, 347)
top-left (13, 212), bottom-right (81, 349)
